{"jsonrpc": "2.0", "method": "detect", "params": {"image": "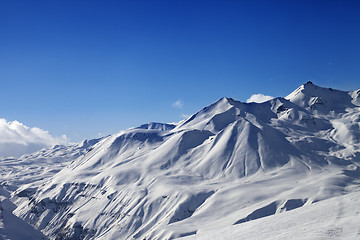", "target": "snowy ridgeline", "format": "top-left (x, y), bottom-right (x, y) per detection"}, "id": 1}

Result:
top-left (1, 82), bottom-right (360, 239)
